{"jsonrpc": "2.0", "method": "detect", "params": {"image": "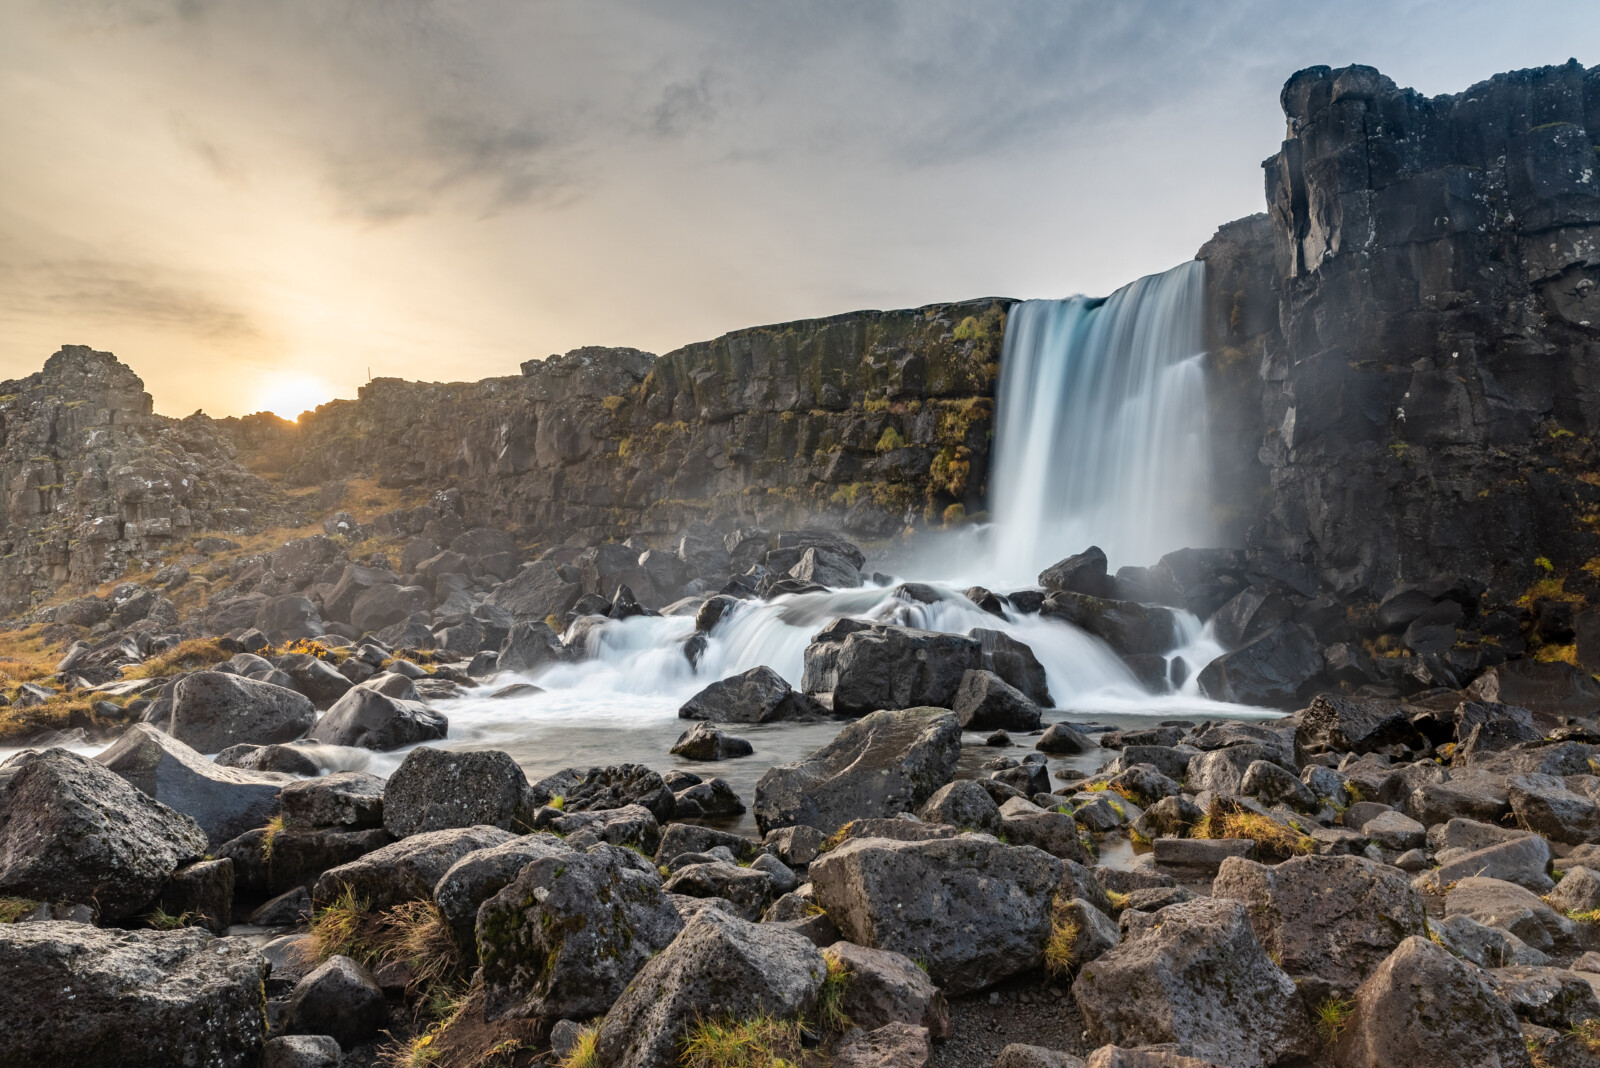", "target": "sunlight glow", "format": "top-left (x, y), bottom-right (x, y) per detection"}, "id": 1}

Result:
top-left (254, 373), bottom-right (332, 421)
